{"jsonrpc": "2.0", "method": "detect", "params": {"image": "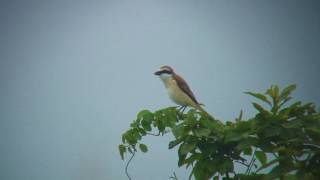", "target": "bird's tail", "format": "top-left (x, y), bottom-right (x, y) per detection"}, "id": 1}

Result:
top-left (195, 104), bottom-right (214, 119)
